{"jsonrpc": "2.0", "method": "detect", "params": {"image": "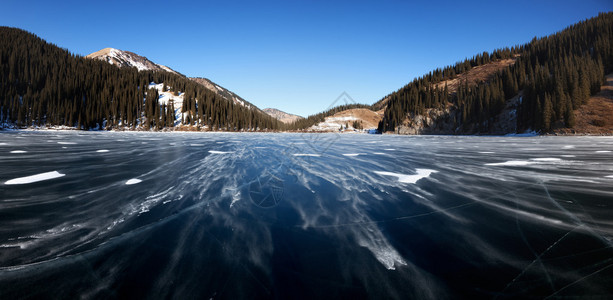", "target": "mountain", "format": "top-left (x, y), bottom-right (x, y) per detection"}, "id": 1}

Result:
top-left (375, 12), bottom-right (613, 135)
top-left (86, 49), bottom-right (263, 115)
top-left (262, 108), bottom-right (303, 124)
top-left (86, 48), bottom-right (180, 75)
top-left (0, 27), bottom-right (281, 131)
top-left (85, 49), bottom-right (273, 125)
